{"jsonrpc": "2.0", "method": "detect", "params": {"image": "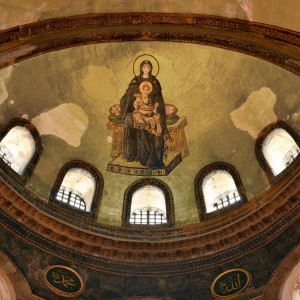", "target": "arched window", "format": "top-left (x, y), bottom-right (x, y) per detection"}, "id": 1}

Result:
top-left (256, 121), bottom-right (300, 183)
top-left (0, 118), bottom-right (42, 181)
top-left (0, 126), bottom-right (35, 174)
top-left (50, 161), bottom-right (103, 220)
top-left (262, 128), bottom-right (299, 175)
top-left (123, 179), bottom-right (174, 227)
top-left (130, 185), bottom-right (167, 225)
top-left (195, 163), bottom-right (247, 220)
top-left (202, 170), bottom-right (241, 213)
top-left (55, 168), bottom-right (96, 212)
